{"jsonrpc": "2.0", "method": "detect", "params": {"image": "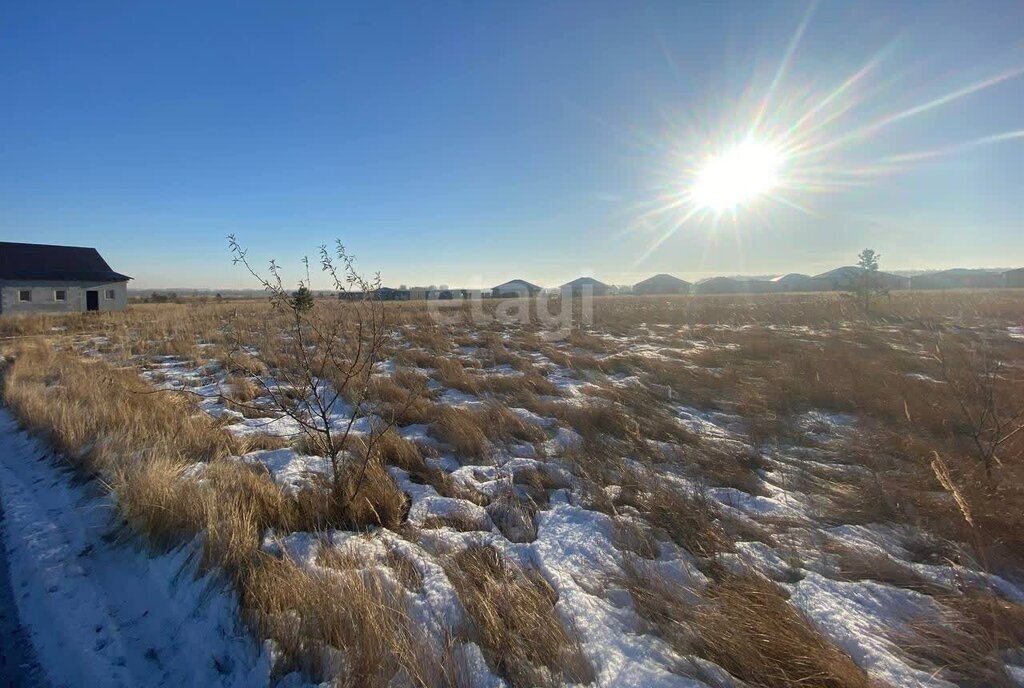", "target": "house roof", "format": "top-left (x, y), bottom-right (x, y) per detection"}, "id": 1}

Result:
top-left (634, 273), bottom-right (691, 288)
top-left (813, 265), bottom-right (908, 286)
top-left (561, 276), bottom-right (609, 289)
top-left (493, 279), bottom-right (540, 291)
top-left (0, 242), bottom-right (131, 282)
